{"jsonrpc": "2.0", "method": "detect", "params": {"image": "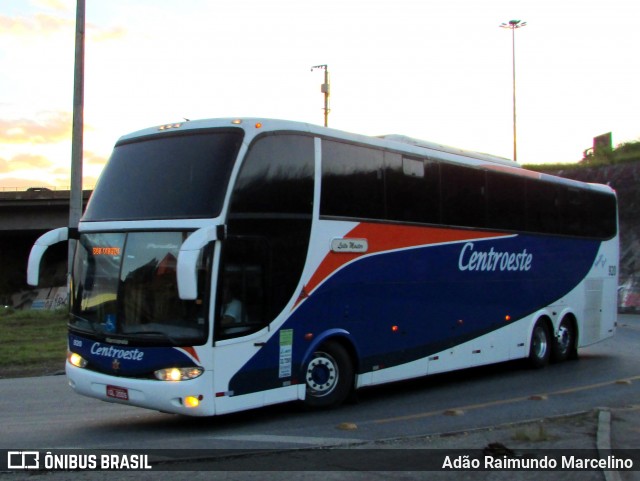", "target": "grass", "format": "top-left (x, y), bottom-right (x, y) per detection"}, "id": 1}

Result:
top-left (524, 140), bottom-right (640, 172)
top-left (0, 308), bottom-right (68, 378)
